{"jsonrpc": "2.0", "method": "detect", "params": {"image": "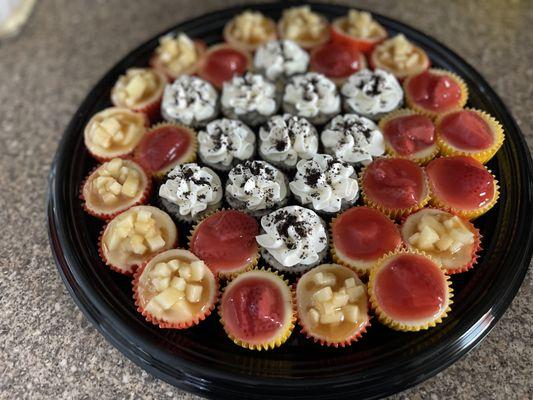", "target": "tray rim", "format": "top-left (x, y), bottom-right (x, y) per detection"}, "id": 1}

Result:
top-left (46, 2), bottom-right (533, 399)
